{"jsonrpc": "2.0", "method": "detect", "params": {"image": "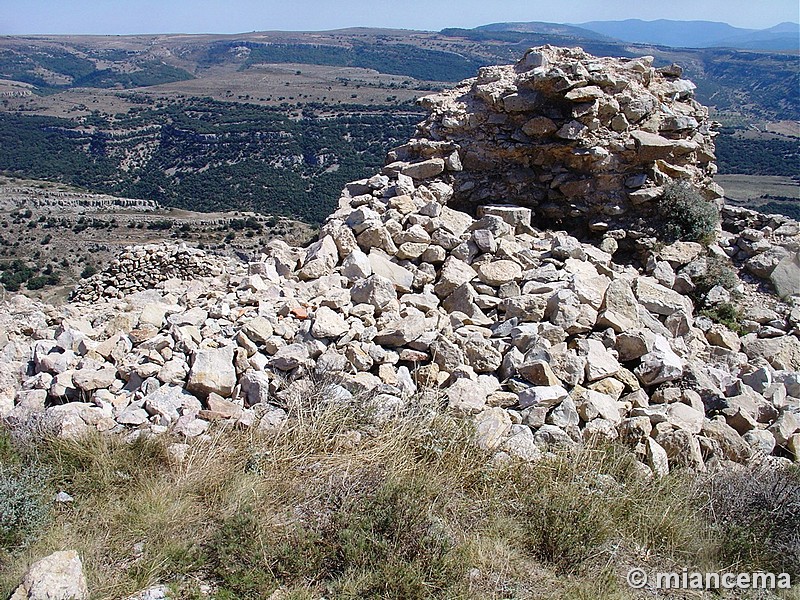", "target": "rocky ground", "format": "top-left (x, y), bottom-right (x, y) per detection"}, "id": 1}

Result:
top-left (2, 46), bottom-right (799, 598)
top-left (0, 176), bottom-right (315, 305)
